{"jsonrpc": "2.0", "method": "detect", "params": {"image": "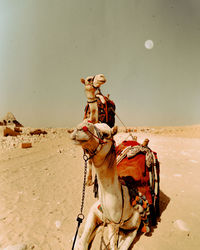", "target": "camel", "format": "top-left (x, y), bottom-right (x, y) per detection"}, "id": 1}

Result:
top-left (81, 74), bottom-right (107, 124)
top-left (81, 74), bottom-right (115, 128)
top-left (71, 120), bottom-right (147, 250)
